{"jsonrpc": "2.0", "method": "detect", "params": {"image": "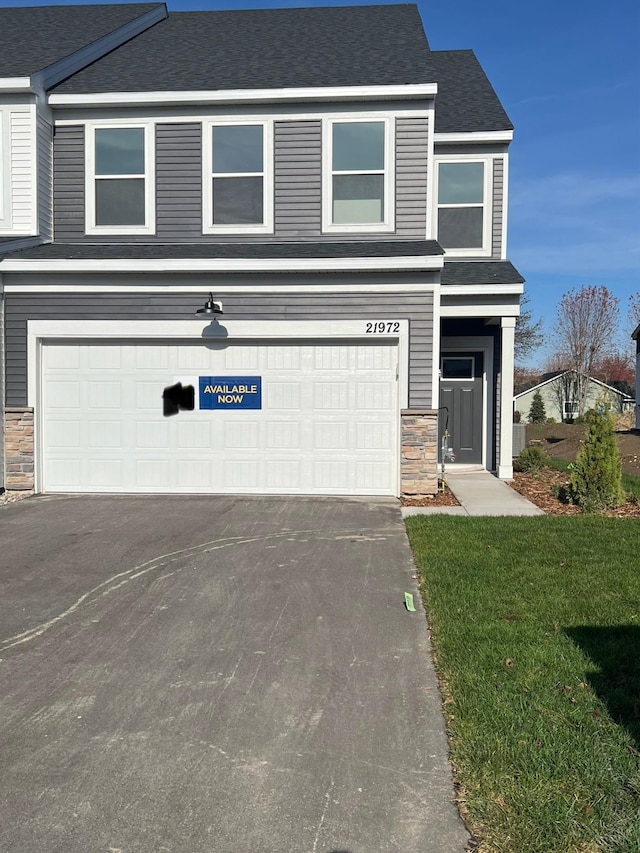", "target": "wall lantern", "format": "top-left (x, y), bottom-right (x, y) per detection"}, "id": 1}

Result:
top-left (195, 292), bottom-right (224, 318)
